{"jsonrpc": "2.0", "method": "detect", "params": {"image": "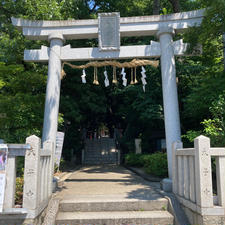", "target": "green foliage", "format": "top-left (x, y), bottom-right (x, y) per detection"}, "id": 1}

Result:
top-left (0, 63), bottom-right (46, 142)
top-left (182, 92), bottom-right (225, 147)
top-left (125, 152), bottom-right (168, 178)
top-left (182, 130), bottom-right (202, 146)
top-left (15, 176), bottom-right (24, 205)
top-left (125, 153), bottom-right (145, 167)
top-left (143, 152), bottom-right (168, 177)
top-left (181, 0), bottom-right (225, 147)
top-left (201, 92), bottom-right (225, 146)
top-left (54, 157), bottom-right (66, 172)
